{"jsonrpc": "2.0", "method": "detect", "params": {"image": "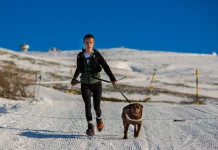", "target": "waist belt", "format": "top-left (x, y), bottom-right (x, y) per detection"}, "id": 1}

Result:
top-left (81, 72), bottom-right (97, 78)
